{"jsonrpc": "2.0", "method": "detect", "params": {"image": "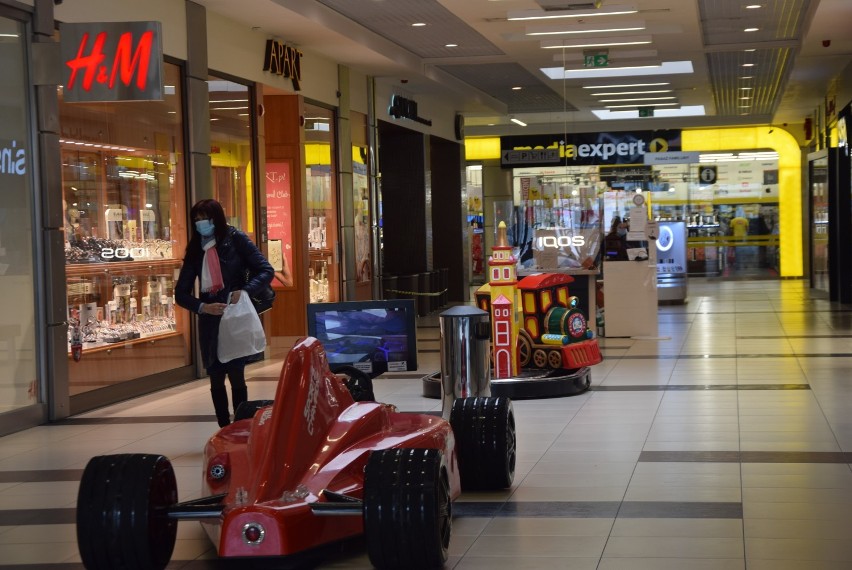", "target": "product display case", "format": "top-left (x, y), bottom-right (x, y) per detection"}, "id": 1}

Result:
top-left (61, 143), bottom-right (190, 396)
